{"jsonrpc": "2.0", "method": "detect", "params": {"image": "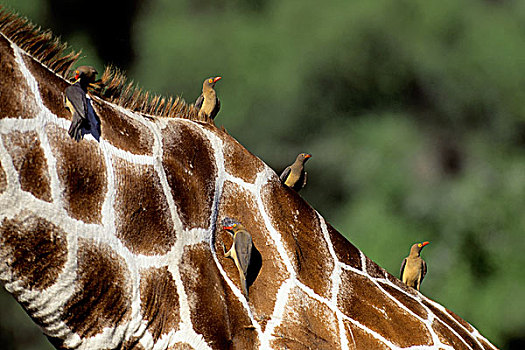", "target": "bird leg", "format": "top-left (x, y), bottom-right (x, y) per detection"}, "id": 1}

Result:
top-left (222, 242), bottom-right (232, 259)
